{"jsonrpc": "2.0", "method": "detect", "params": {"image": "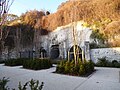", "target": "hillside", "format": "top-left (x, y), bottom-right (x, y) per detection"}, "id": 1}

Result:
top-left (38, 0), bottom-right (120, 31)
top-left (5, 0), bottom-right (120, 49)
